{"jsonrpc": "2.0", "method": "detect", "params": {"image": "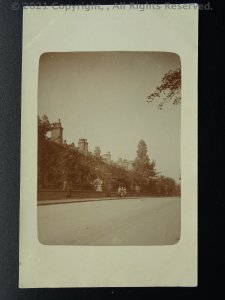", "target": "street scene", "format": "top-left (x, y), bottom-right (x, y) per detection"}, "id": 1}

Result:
top-left (38, 197), bottom-right (180, 245)
top-left (38, 52), bottom-right (181, 245)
